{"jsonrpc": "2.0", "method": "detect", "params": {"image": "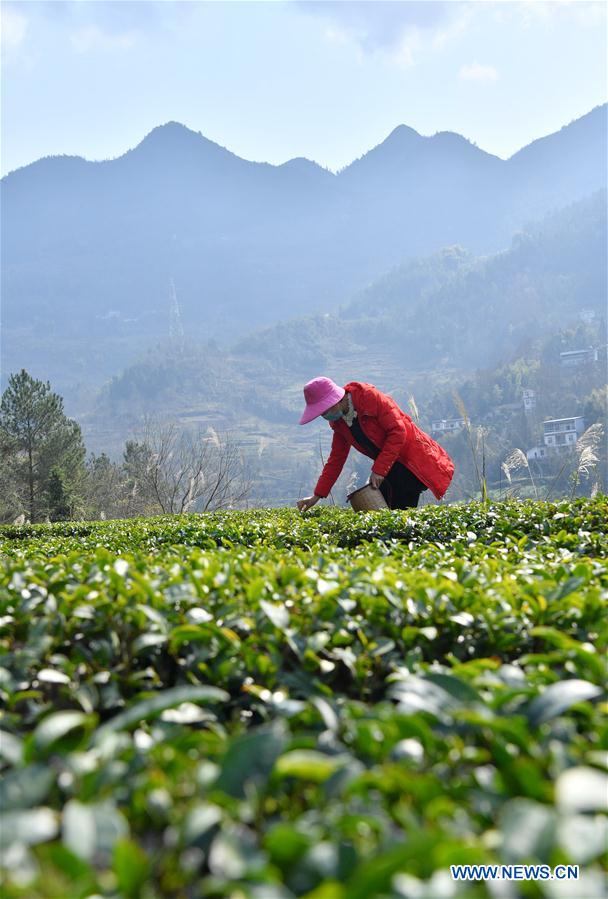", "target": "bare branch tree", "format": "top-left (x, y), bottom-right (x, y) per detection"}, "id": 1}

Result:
top-left (125, 416), bottom-right (252, 515)
top-left (81, 452), bottom-right (127, 520)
